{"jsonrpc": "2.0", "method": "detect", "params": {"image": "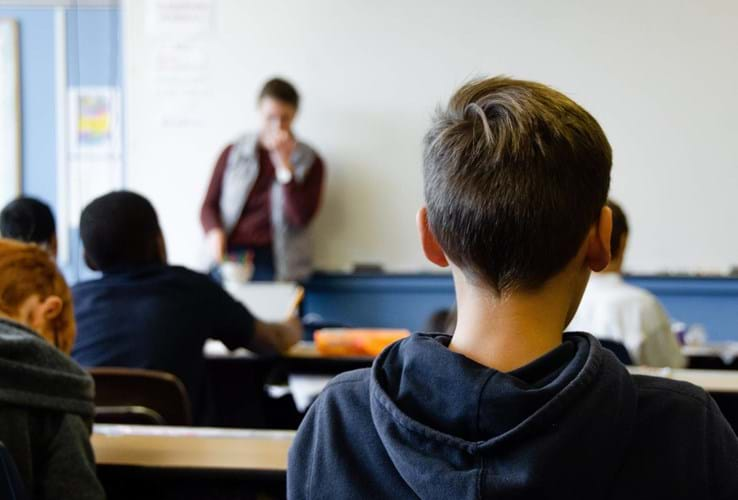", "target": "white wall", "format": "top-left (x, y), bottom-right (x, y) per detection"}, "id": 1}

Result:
top-left (123, 0), bottom-right (738, 274)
